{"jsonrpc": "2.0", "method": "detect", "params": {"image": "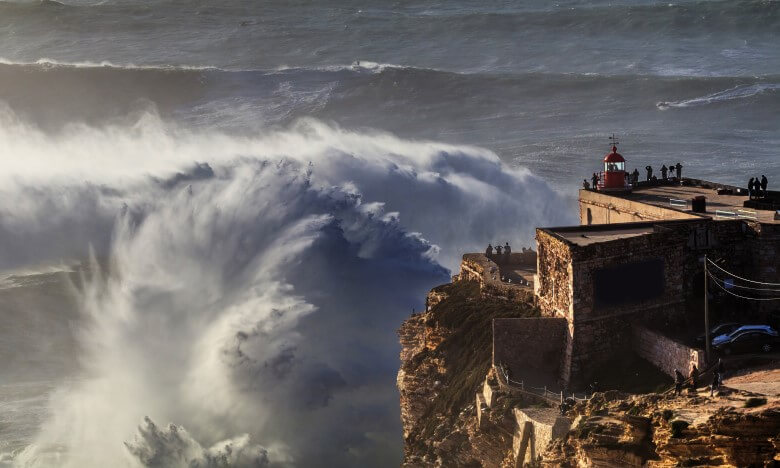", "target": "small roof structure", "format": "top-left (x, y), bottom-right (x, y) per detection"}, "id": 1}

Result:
top-left (604, 146), bottom-right (625, 163)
